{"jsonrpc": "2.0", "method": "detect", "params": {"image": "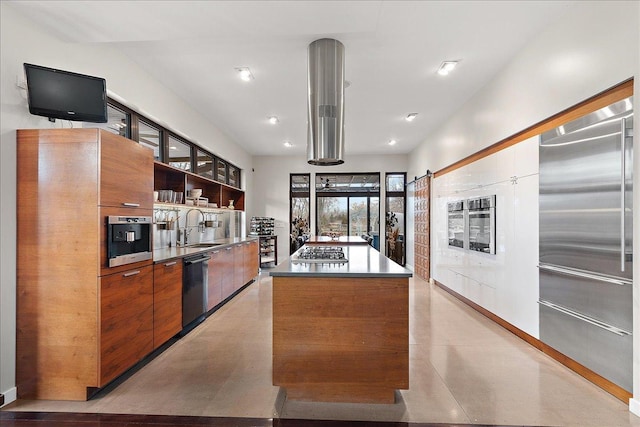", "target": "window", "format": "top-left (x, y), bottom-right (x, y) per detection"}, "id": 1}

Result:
top-left (167, 135), bottom-right (192, 171)
top-left (138, 121), bottom-right (161, 161)
top-left (385, 173), bottom-right (406, 265)
top-left (315, 173), bottom-right (380, 242)
top-left (290, 174), bottom-right (310, 254)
